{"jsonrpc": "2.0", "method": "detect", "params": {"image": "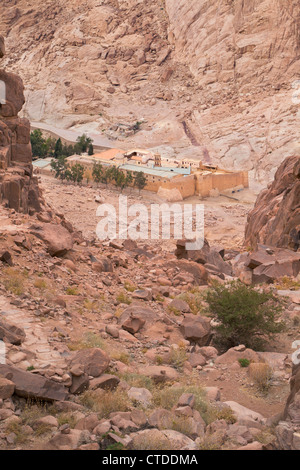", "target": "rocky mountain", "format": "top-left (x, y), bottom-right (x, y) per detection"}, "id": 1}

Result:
top-left (1, 0), bottom-right (300, 183)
